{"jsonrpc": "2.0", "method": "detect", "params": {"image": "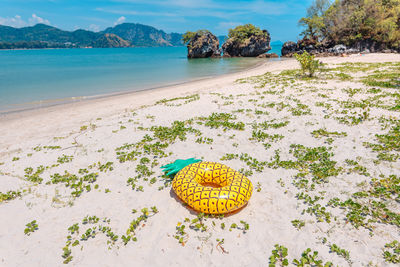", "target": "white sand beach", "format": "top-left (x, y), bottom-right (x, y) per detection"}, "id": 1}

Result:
top-left (1, 53), bottom-right (400, 266)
